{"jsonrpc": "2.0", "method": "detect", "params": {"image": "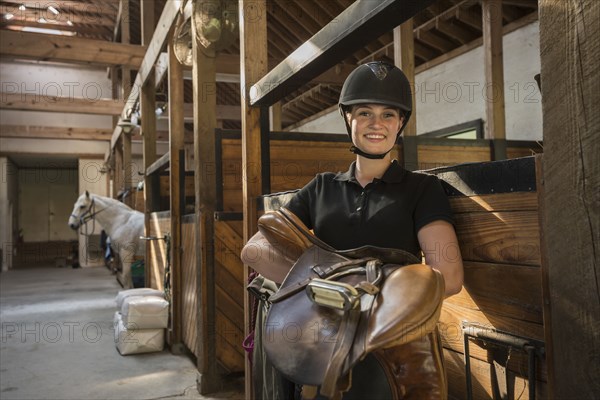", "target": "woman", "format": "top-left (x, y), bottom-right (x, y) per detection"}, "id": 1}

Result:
top-left (242, 61), bottom-right (464, 399)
